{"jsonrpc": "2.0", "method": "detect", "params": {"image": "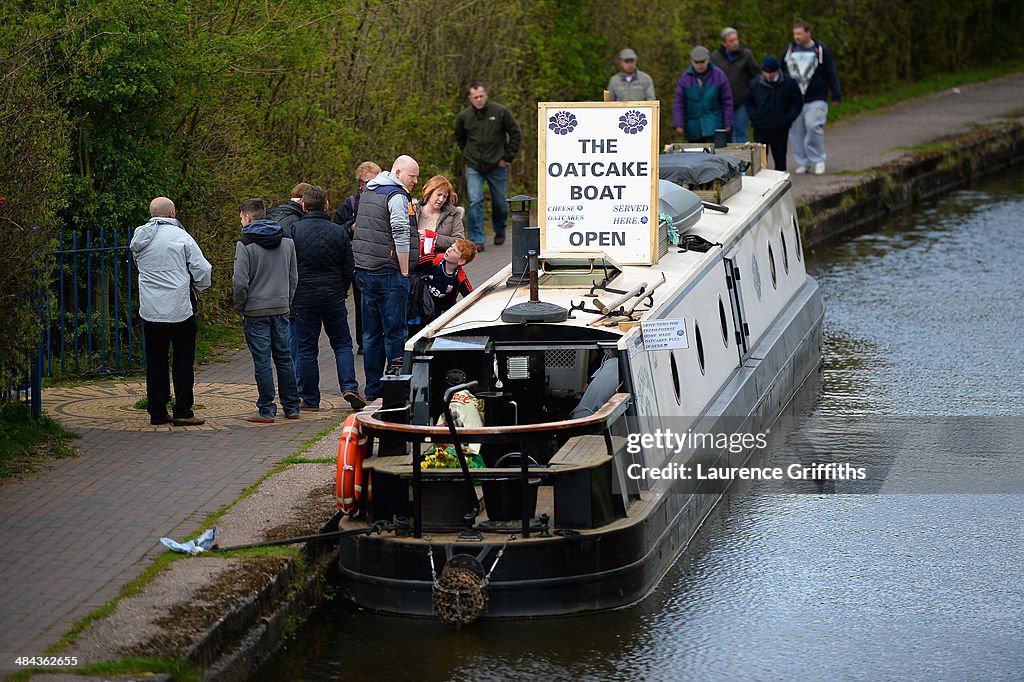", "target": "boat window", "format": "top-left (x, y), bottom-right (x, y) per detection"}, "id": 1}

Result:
top-left (768, 242), bottom-right (778, 289)
top-left (751, 254), bottom-right (762, 300)
top-left (694, 321), bottom-right (706, 375)
top-left (670, 351), bottom-right (682, 405)
top-left (718, 295), bottom-right (729, 347)
top-left (780, 228), bottom-right (790, 274)
top-left (792, 216), bottom-right (803, 262)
